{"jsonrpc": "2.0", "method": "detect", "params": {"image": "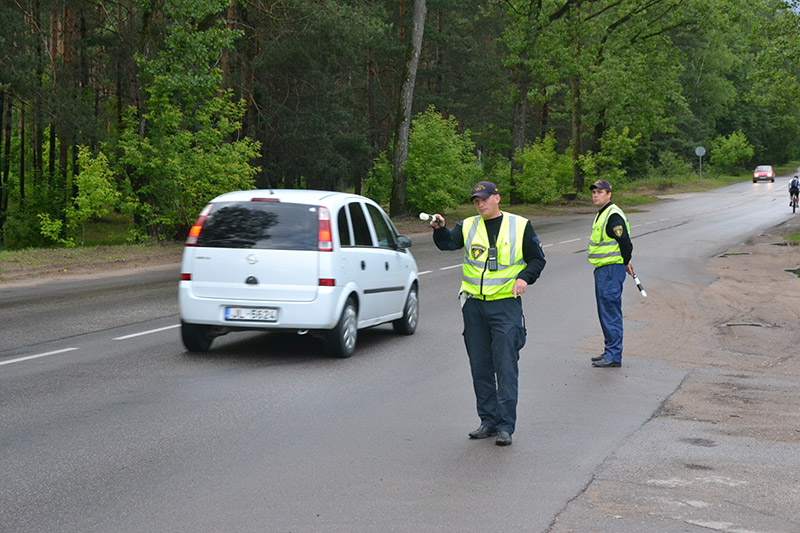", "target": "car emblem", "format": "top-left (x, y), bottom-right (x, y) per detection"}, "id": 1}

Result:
top-left (246, 254), bottom-right (258, 265)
